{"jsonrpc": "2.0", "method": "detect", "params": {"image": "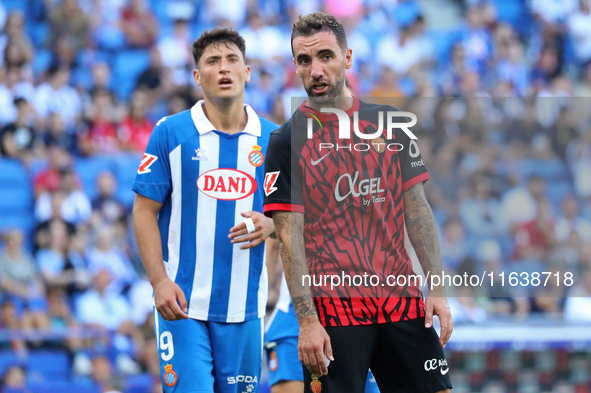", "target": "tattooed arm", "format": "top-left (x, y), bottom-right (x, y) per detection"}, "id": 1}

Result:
top-left (403, 182), bottom-right (453, 347)
top-left (272, 211), bottom-right (333, 376)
